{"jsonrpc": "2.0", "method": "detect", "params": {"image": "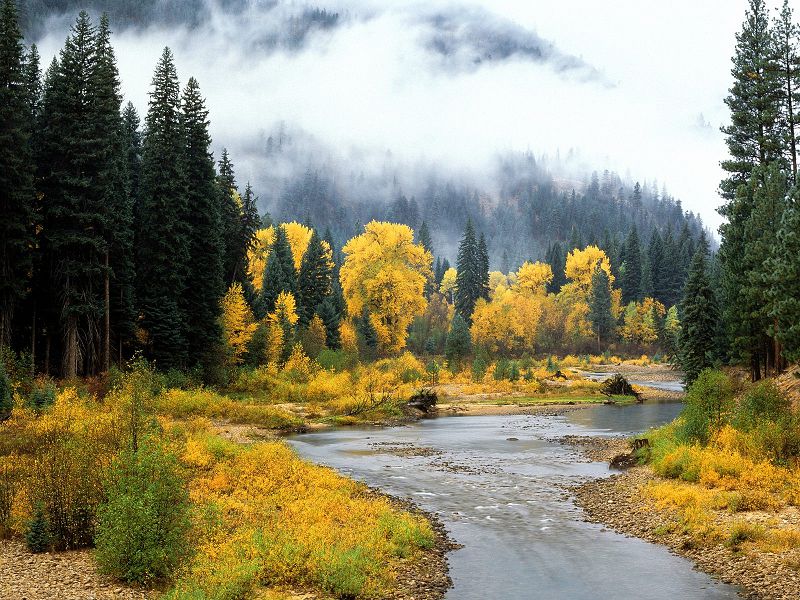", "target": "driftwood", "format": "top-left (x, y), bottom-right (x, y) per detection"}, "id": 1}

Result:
top-left (600, 373), bottom-right (642, 403)
top-left (407, 389), bottom-right (438, 413)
